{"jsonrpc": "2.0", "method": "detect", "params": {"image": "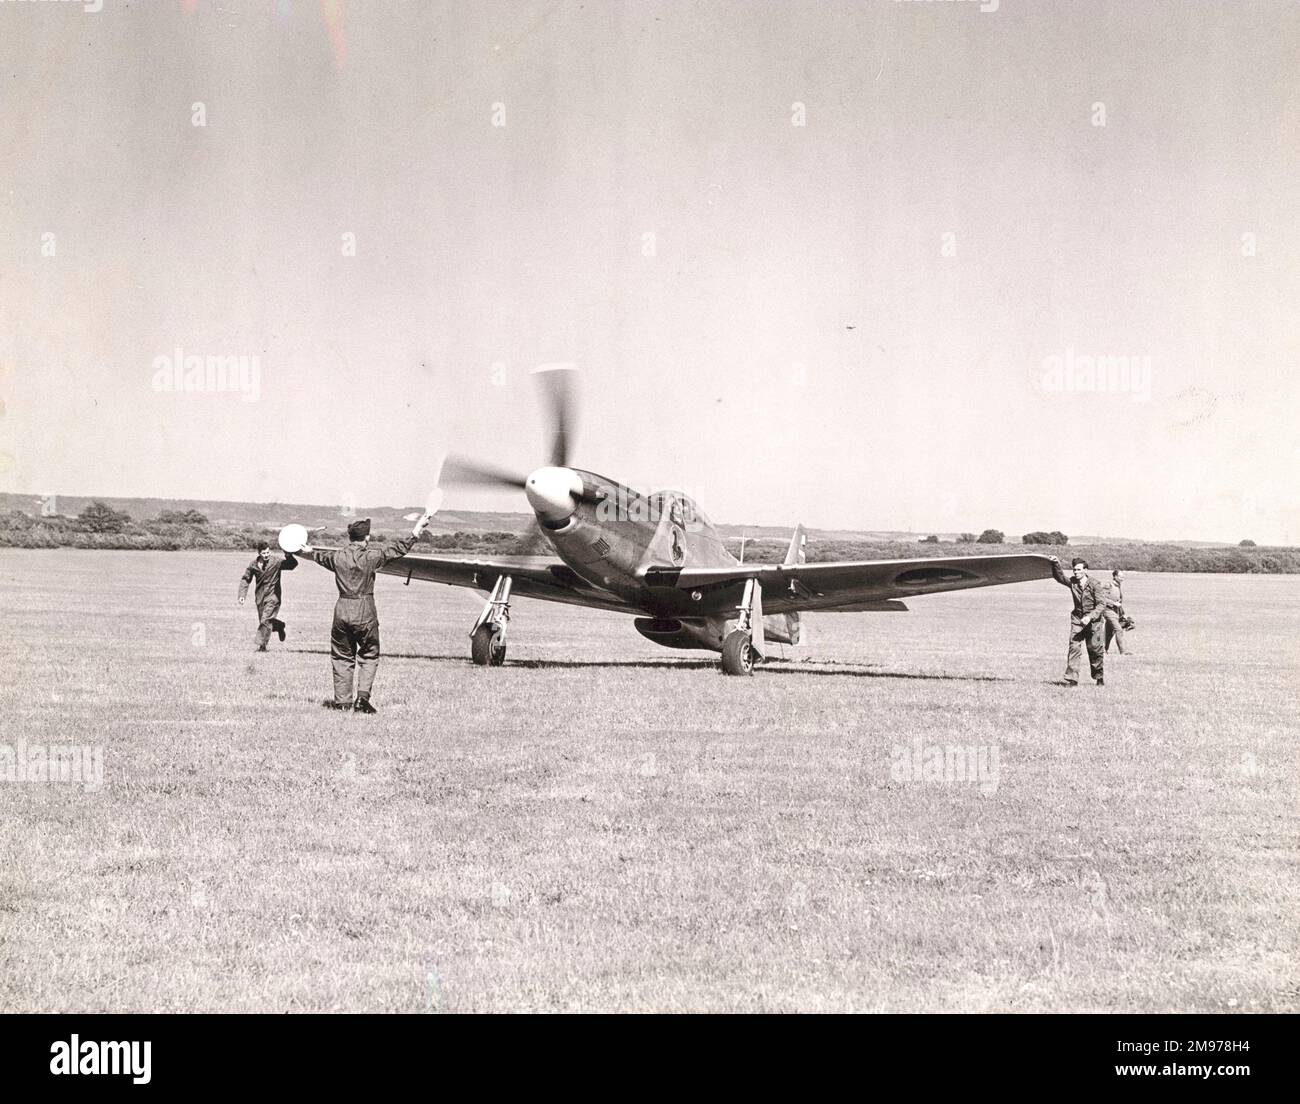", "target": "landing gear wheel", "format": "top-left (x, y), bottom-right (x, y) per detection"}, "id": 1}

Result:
top-left (720, 630), bottom-right (756, 676)
top-left (471, 623), bottom-right (507, 667)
